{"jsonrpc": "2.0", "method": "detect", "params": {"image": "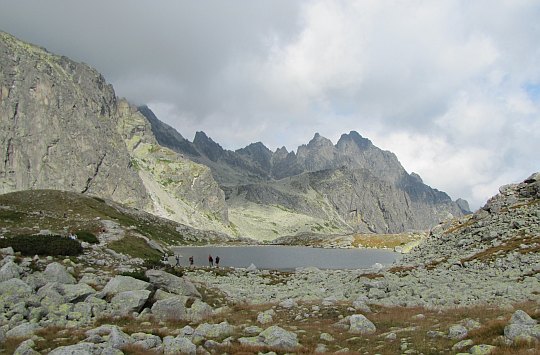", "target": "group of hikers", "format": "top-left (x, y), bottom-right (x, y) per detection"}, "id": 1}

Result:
top-left (161, 253), bottom-right (221, 268)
